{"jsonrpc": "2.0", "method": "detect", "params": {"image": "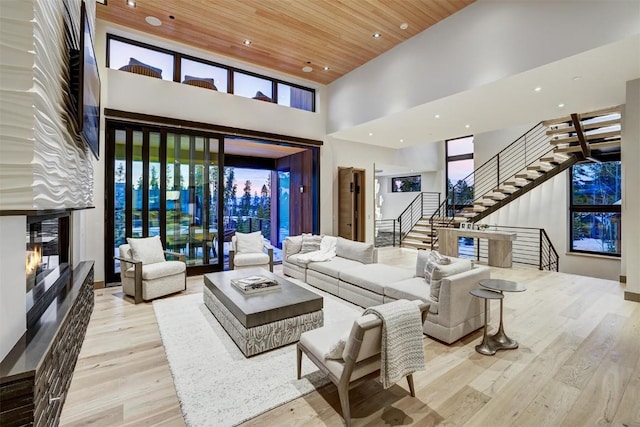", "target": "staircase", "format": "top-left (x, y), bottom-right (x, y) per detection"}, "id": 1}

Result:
top-left (401, 217), bottom-right (462, 250)
top-left (398, 106), bottom-right (622, 251)
top-left (459, 105), bottom-right (621, 223)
